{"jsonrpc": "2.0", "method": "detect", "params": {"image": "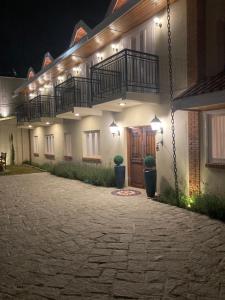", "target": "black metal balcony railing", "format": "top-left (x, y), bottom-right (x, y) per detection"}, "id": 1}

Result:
top-left (91, 48), bottom-right (159, 104)
top-left (55, 77), bottom-right (93, 114)
top-left (29, 95), bottom-right (55, 121)
top-left (16, 95), bottom-right (55, 124)
top-left (16, 103), bottom-right (29, 124)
